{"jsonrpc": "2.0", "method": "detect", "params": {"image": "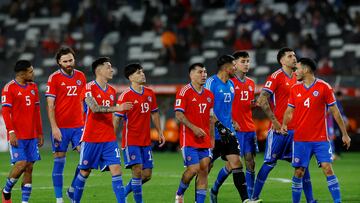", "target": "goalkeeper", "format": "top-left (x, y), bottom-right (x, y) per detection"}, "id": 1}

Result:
top-left (204, 55), bottom-right (249, 203)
